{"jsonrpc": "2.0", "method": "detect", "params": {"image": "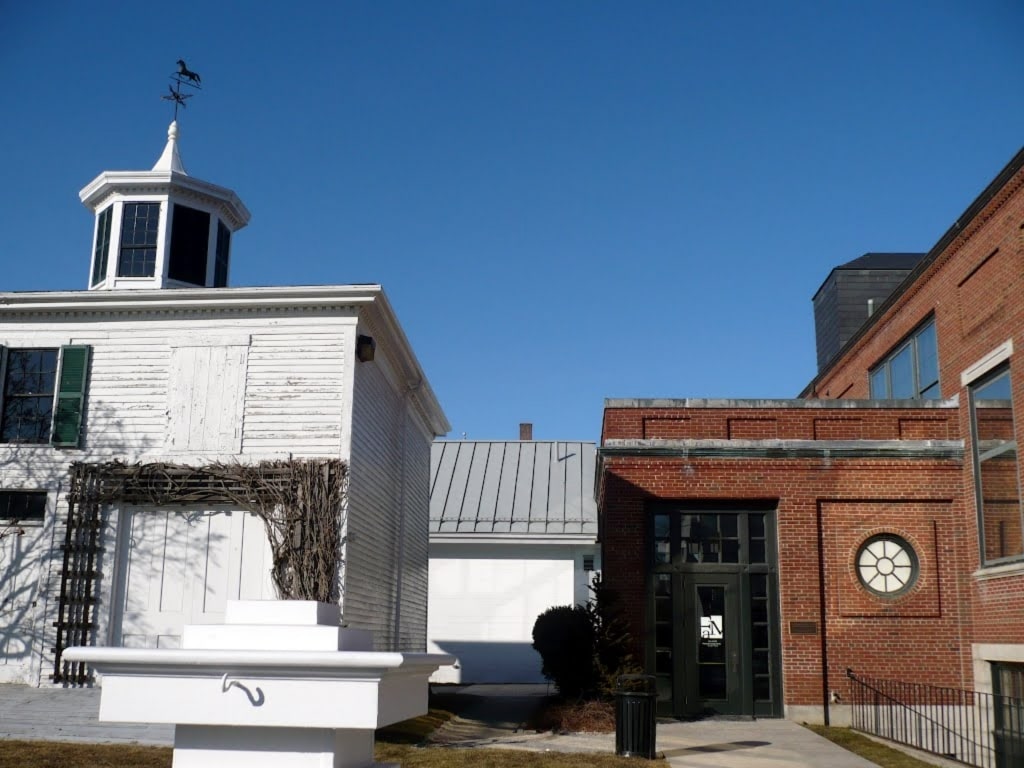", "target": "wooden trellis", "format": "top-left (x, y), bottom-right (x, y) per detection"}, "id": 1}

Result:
top-left (52, 458), bottom-right (347, 684)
